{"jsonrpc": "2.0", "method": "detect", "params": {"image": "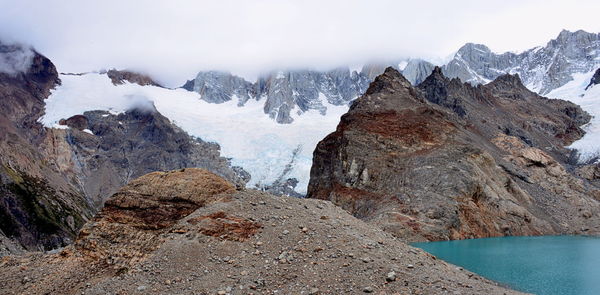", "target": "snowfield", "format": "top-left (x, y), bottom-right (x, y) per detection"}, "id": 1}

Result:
top-left (41, 73), bottom-right (349, 194)
top-left (547, 70), bottom-right (600, 162)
